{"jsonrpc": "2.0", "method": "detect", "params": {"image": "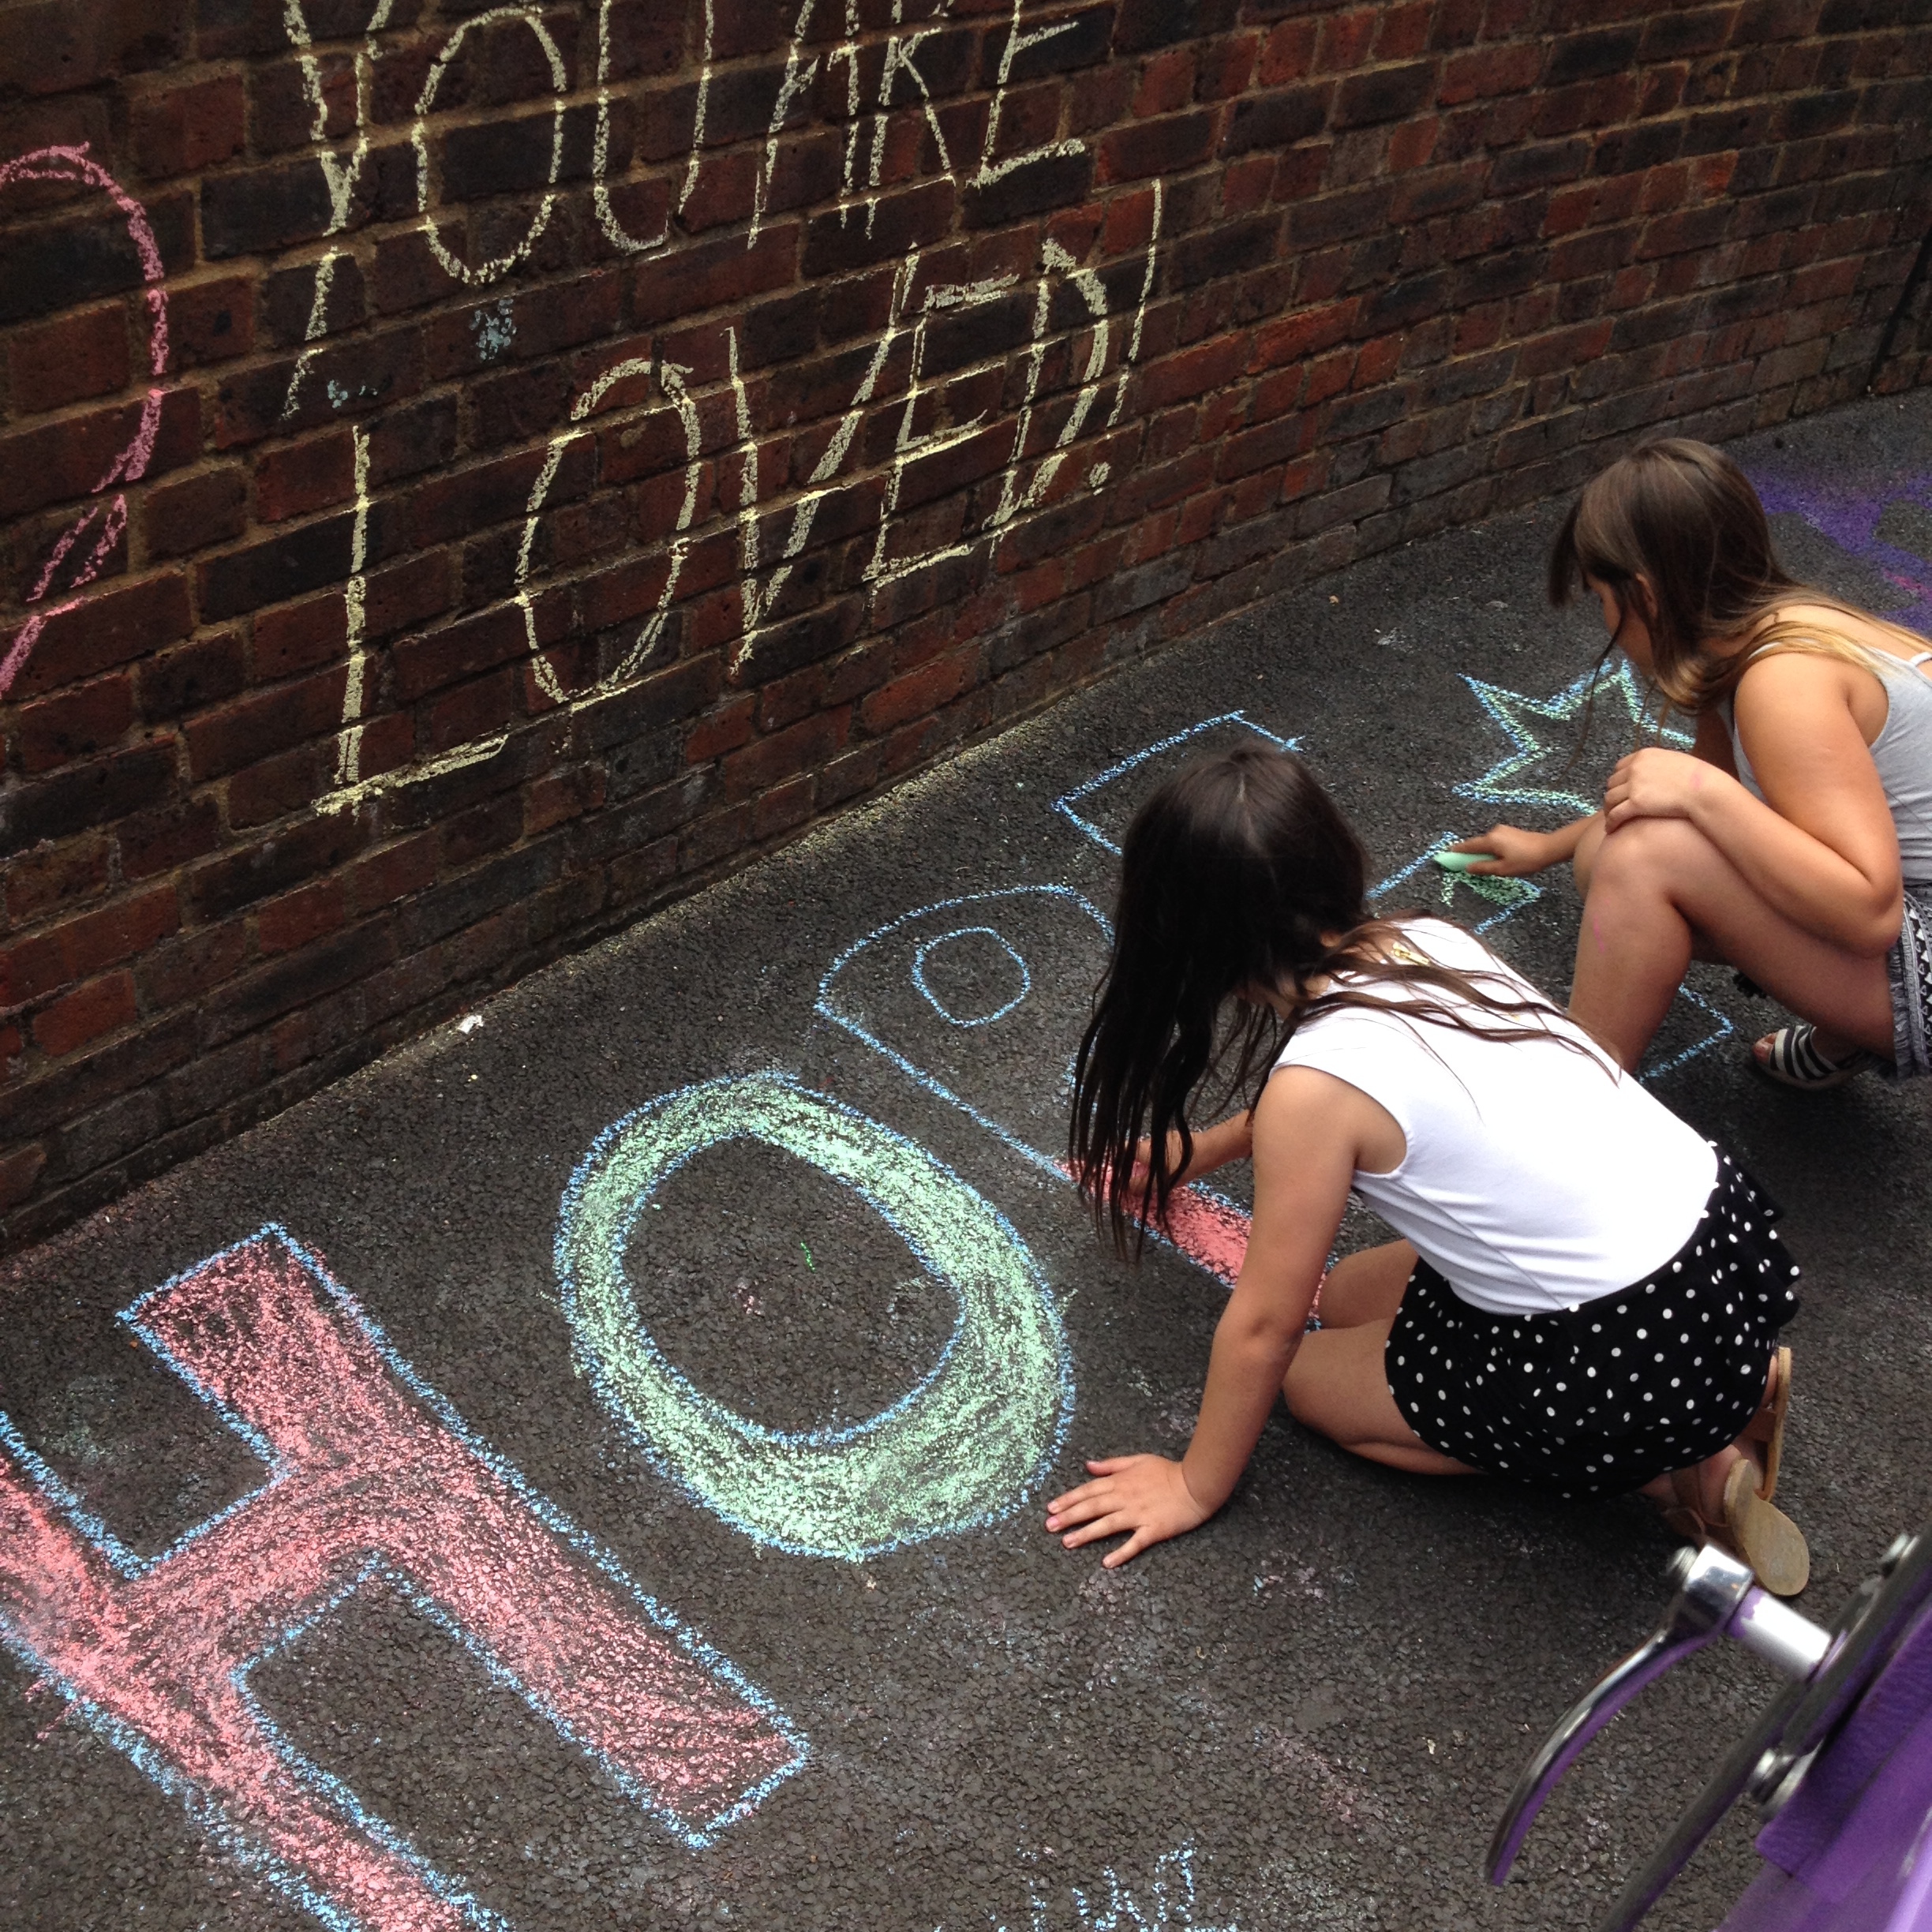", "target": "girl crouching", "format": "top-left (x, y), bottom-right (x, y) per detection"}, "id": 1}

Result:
top-left (1047, 747), bottom-right (1808, 1594)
